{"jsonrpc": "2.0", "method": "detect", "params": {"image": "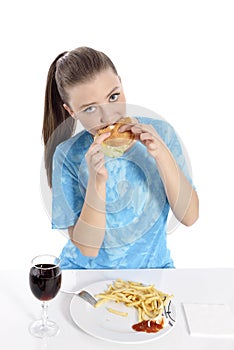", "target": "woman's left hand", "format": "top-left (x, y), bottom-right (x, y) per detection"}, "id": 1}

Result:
top-left (119, 122), bottom-right (165, 159)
